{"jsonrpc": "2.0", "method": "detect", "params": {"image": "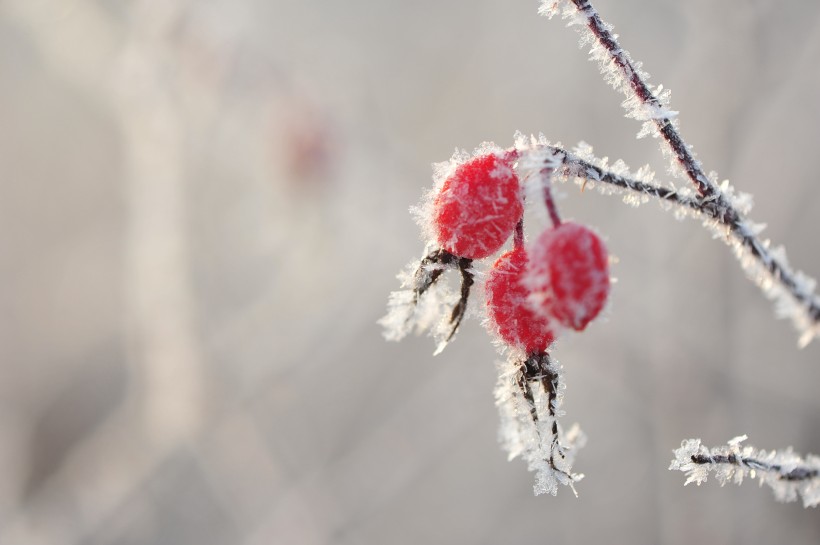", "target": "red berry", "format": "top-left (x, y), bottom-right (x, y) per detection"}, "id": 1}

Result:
top-left (432, 153), bottom-right (523, 259)
top-left (528, 222), bottom-right (610, 331)
top-left (485, 247), bottom-right (556, 352)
